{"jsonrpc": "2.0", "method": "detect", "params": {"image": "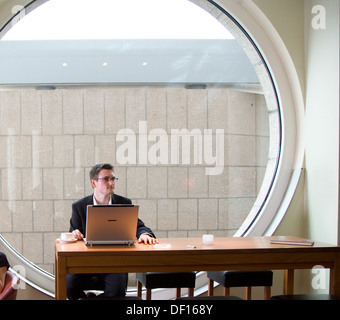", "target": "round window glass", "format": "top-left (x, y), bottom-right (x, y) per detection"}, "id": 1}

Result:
top-left (0, 0), bottom-right (280, 287)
